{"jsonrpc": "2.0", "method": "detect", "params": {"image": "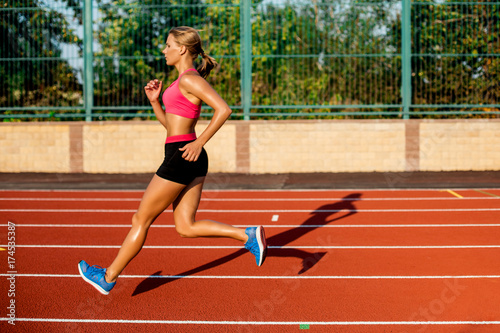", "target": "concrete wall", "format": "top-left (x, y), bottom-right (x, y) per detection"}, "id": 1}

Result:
top-left (1, 119), bottom-right (499, 174)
